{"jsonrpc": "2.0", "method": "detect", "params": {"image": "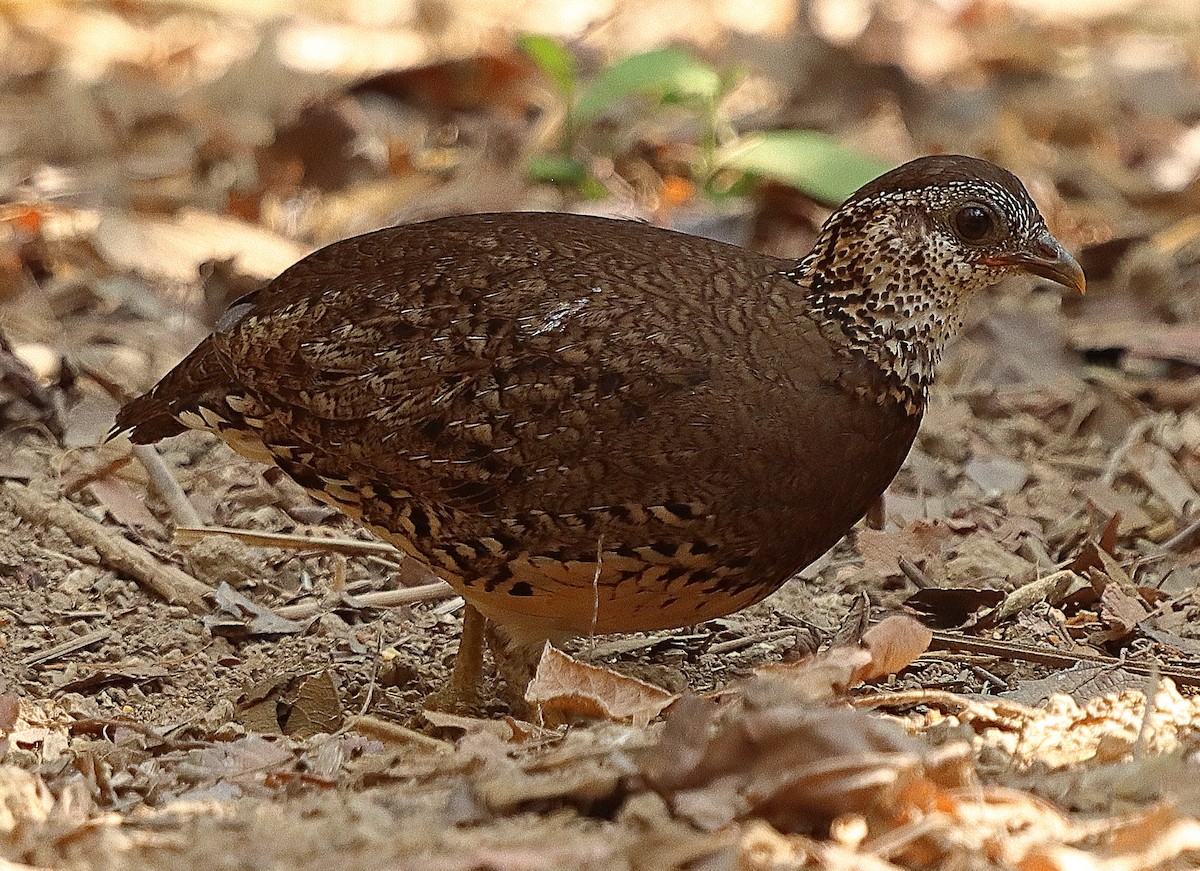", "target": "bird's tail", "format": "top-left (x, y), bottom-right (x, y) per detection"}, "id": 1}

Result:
top-left (111, 337), bottom-right (229, 444)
